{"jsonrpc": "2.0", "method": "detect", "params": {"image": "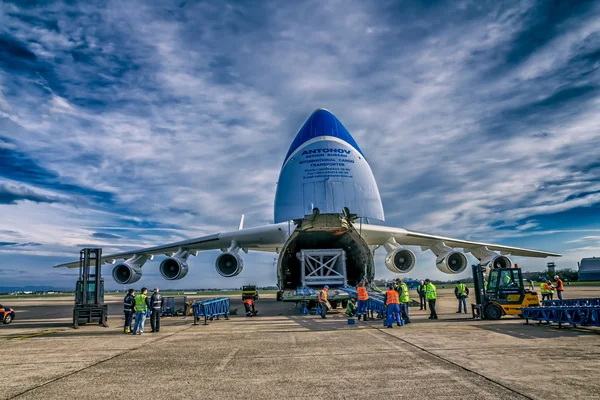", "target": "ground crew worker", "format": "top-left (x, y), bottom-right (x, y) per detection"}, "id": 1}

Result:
top-left (346, 298), bottom-right (357, 317)
top-left (150, 288), bottom-right (163, 333)
top-left (545, 280), bottom-right (554, 301)
top-left (417, 280), bottom-right (427, 310)
top-left (132, 287), bottom-right (149, 335)
top-left (540, 278), bottom-right (549, 301)
top-left (384, 284), bottom-right (401, 328)
top-left (356, 279), bottom-right (369, 321)
top-left (454, 281), bottom-right (469, 314)
top-left (318, 285), bottom-right (329, 319)
top-left (399, 280), bottom-right (411, 323)
top-left (554, 275), bottom-right (564, 300)
top-left (425, 279), bottom-right (438, 320)
top-left (123, 289), bottom-right (135, 334)
top-left (243, 298), bottom-right (257, 316)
